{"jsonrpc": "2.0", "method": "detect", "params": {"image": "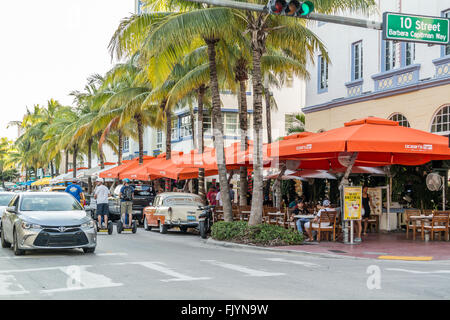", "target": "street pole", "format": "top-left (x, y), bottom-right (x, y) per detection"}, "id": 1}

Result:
top-left (184, 0), bottom-right (382, 30)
